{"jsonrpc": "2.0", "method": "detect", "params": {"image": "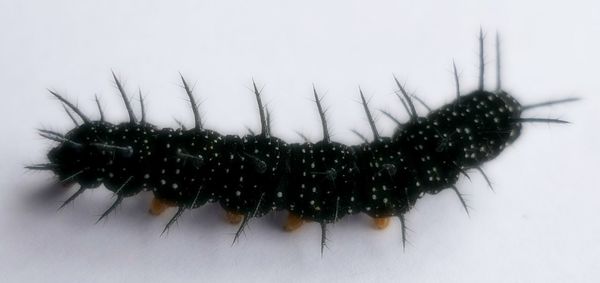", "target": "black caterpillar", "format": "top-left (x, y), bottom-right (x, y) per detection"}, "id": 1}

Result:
top-left (30, 32), bottom-right (576, 253)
